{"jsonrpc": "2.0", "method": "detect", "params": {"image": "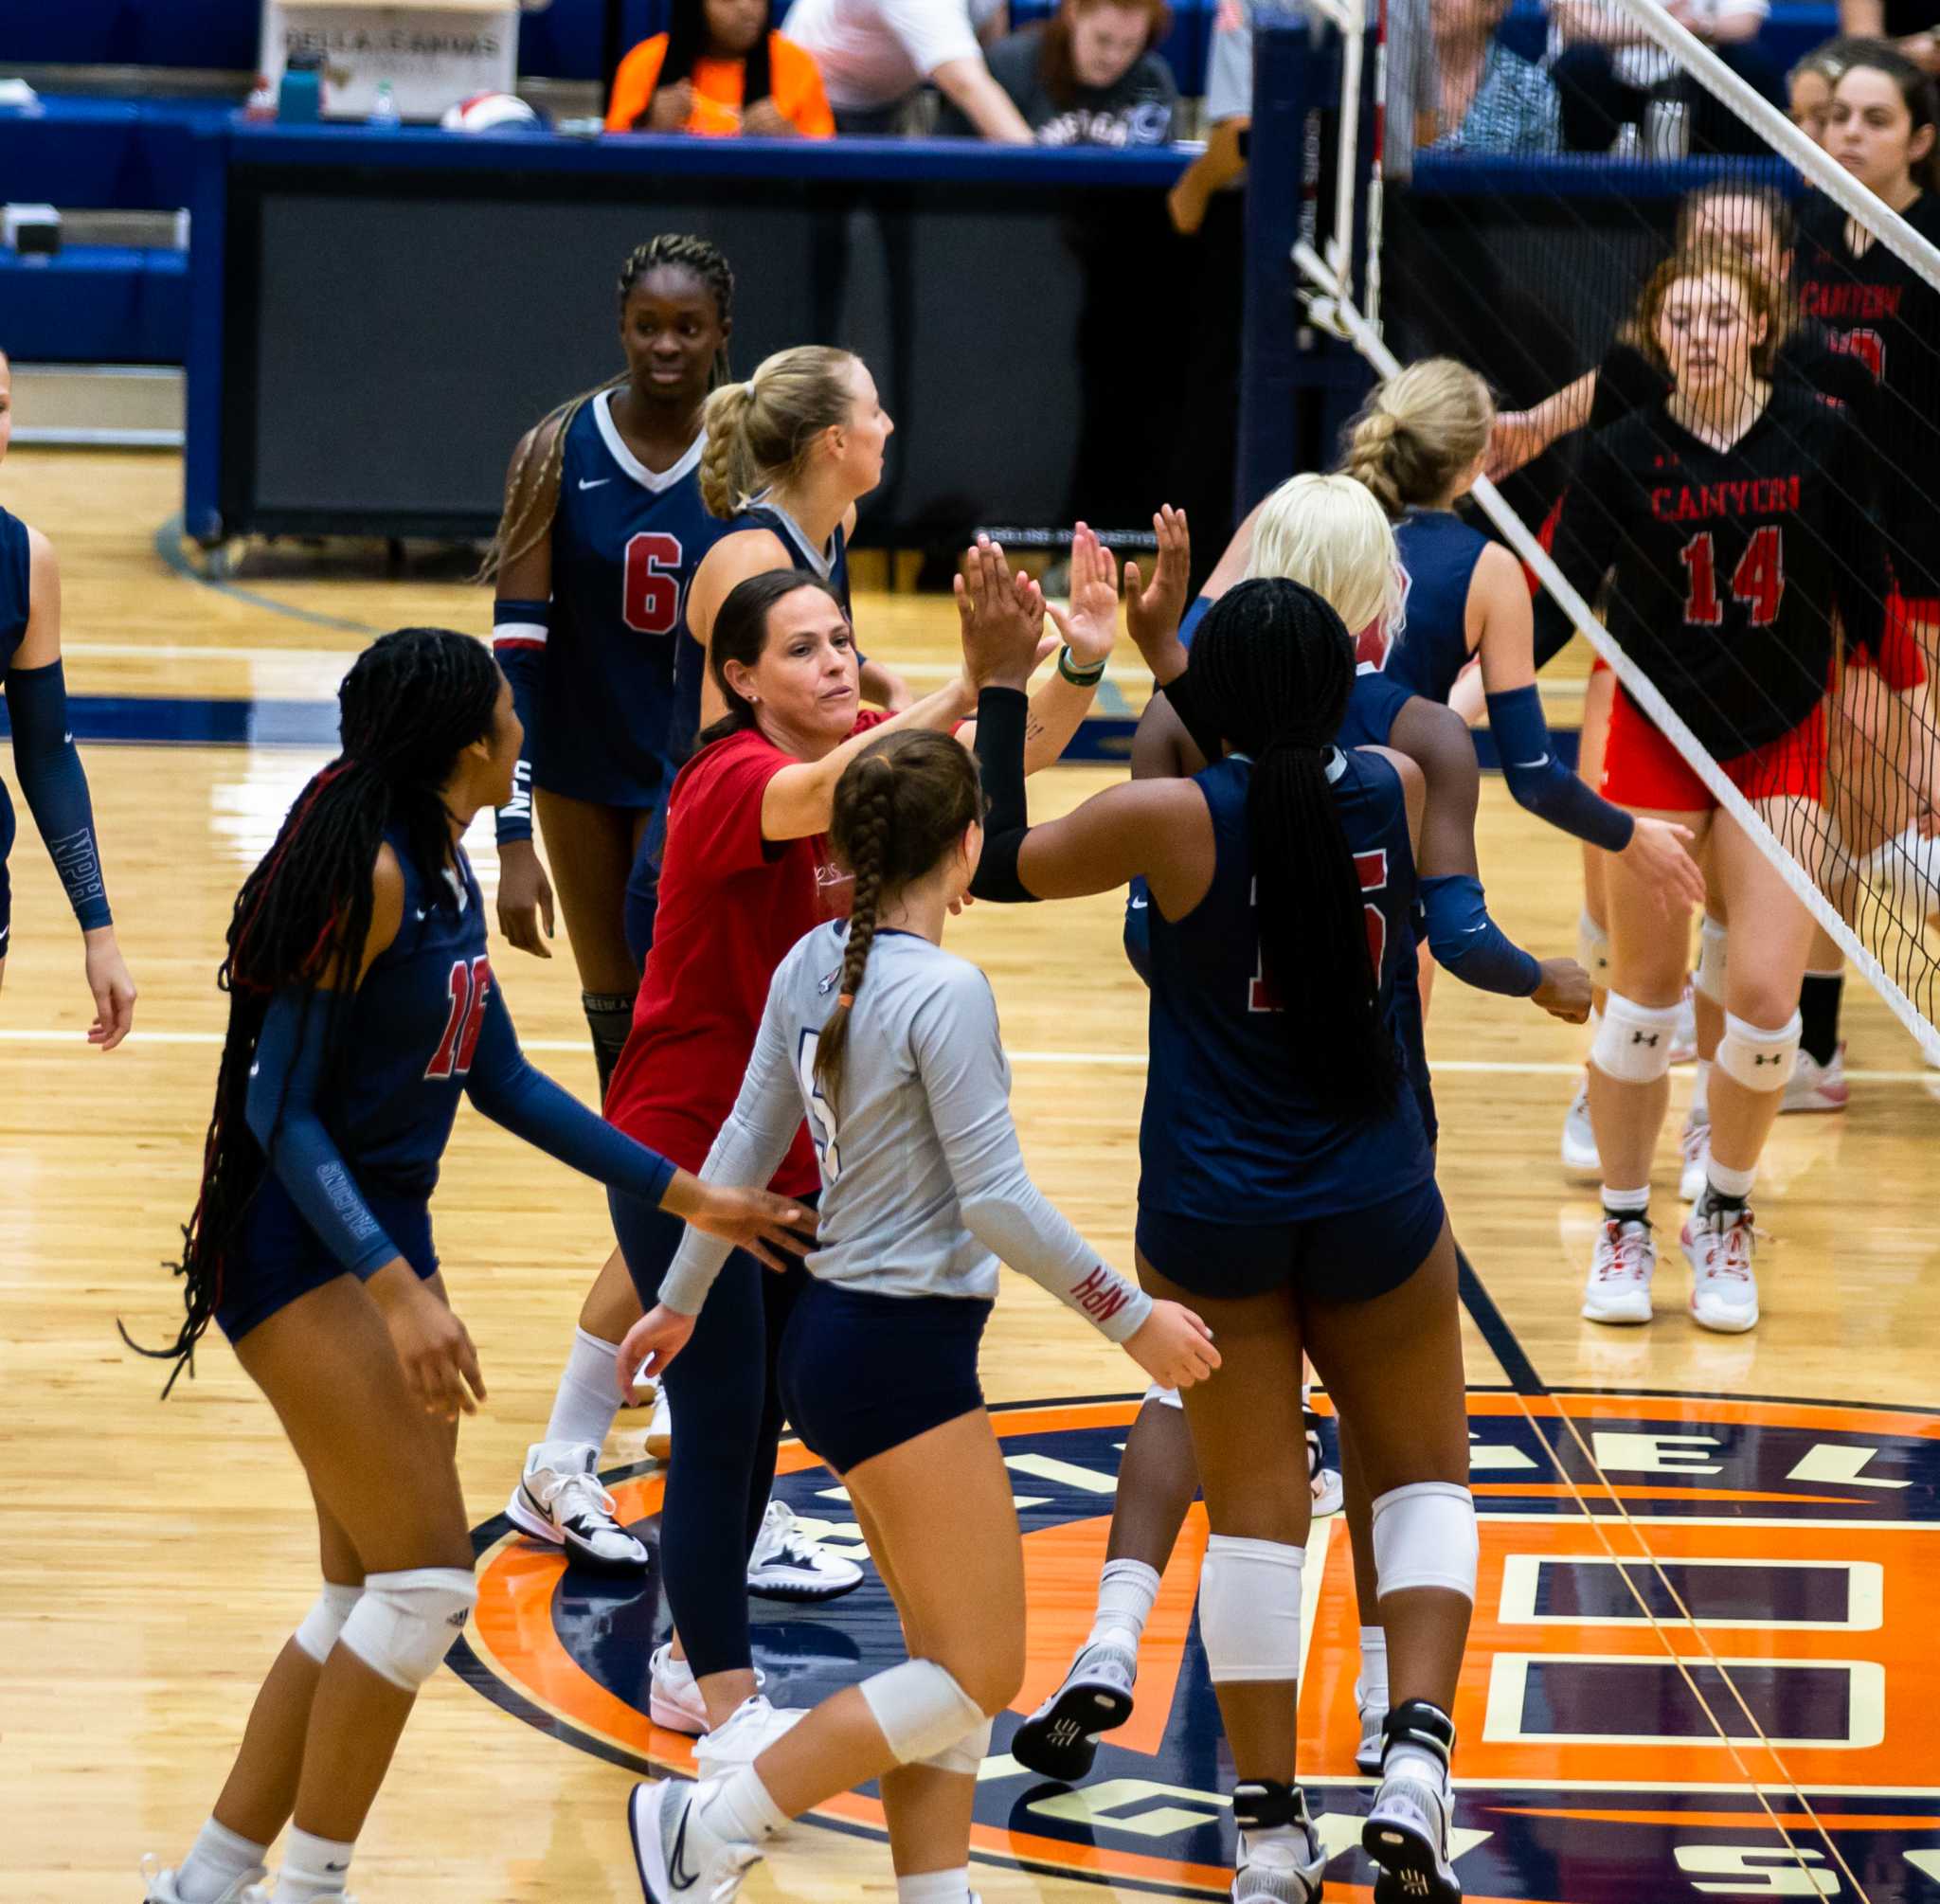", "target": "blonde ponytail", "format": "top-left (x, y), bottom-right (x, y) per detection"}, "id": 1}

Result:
top-left (1340, 357), bottom-right (1493, 519)
top-left (697, 345), bottom-right (860, 520)
top-left (1246, 472), bottom-right (1400, 640)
